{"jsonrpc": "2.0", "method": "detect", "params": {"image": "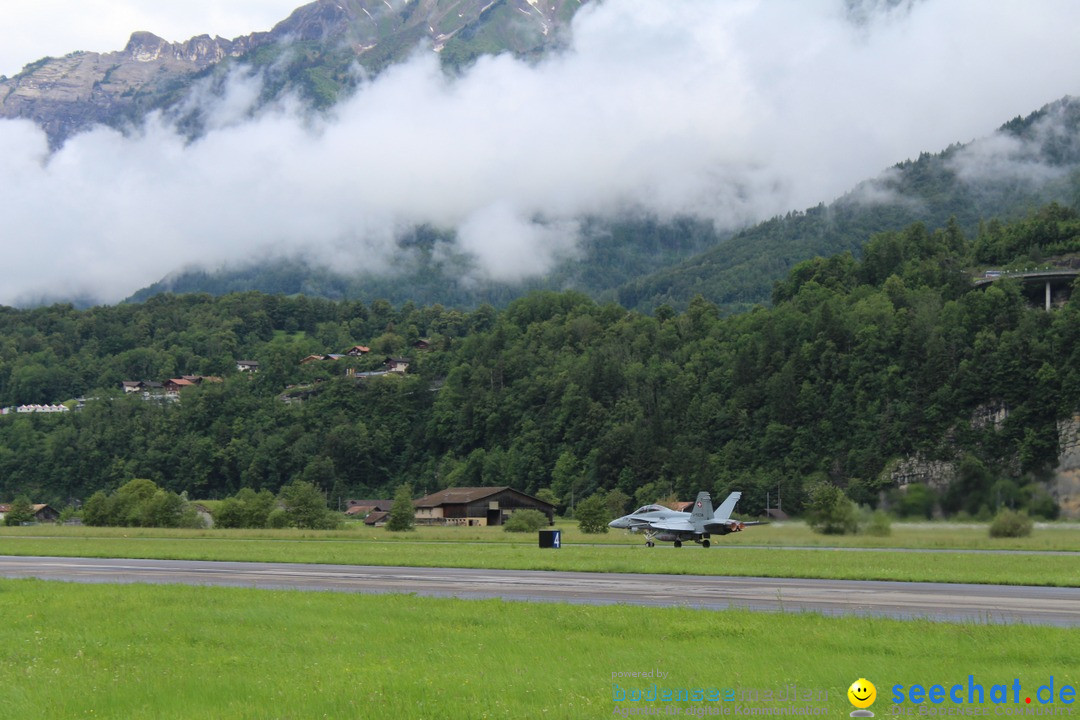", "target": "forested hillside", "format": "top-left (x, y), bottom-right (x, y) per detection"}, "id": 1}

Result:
top-left (2, 207), bottom-right (1079, 517)
top-left (126, 216), bottom-right (723, 308)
